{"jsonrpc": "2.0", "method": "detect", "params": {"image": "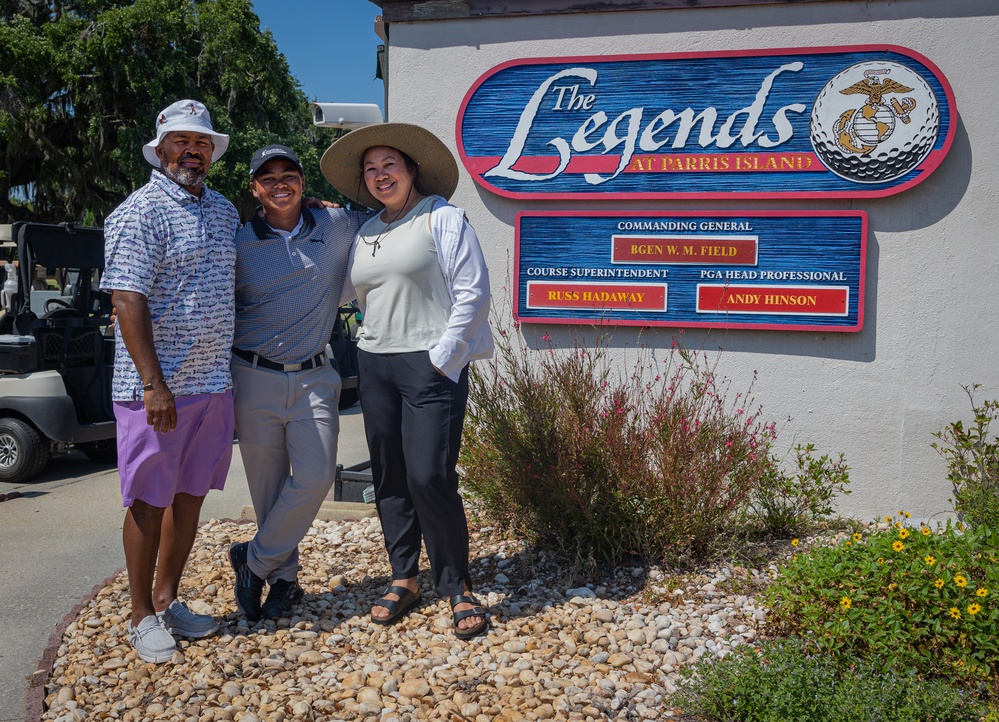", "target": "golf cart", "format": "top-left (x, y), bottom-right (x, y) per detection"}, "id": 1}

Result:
top-left (0, 222), bottom-right (116, 483)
